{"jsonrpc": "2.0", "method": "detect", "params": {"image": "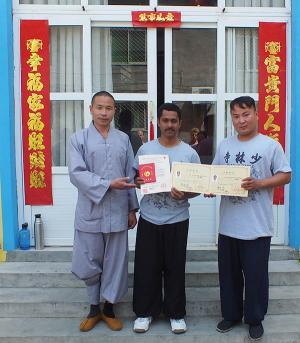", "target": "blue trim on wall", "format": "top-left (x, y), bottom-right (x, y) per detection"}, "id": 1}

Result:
top-left (289, 1), bottom-right (300, 249)
top-left (0, 2), bottom-right (19, 250)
